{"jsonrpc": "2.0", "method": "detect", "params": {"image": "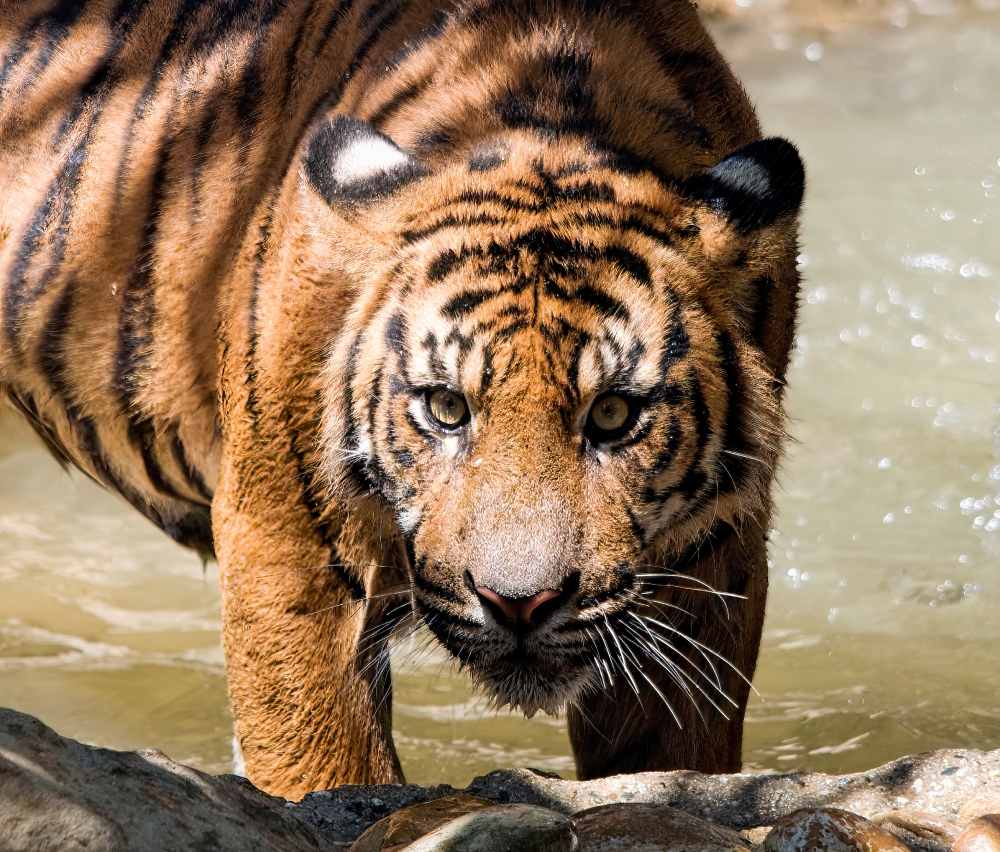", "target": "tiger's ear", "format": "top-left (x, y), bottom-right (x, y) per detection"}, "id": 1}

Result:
top-left (303, 114), bottom-right (428, 206)
top-left (680, 137), bottom-right (804, 233)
